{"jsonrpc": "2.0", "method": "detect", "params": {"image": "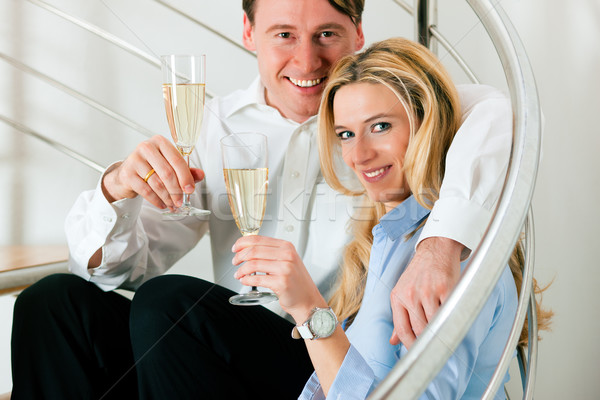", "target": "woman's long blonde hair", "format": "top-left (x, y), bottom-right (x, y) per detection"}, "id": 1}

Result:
top-left (318, 38), bottom-right (551, 342)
